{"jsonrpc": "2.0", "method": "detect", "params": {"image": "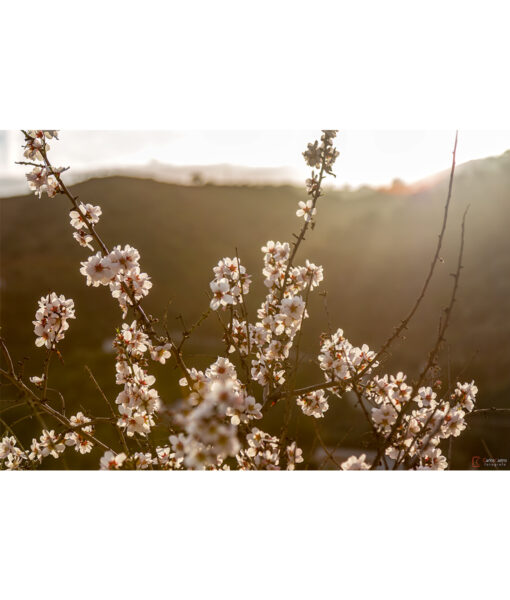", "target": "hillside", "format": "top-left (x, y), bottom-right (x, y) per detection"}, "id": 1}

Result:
top-left (1, 153), bottom-right (510, 467)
